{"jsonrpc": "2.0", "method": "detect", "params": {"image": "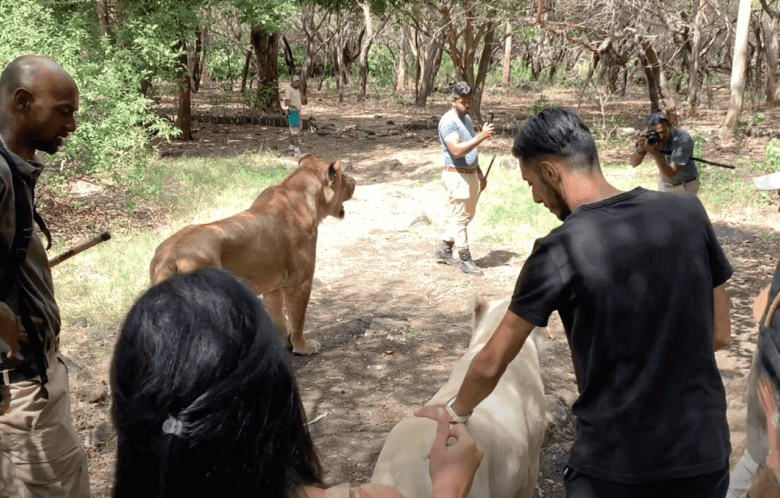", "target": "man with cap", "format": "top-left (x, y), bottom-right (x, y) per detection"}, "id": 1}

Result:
top-left (727, 171), bottom-right (780, 498)
top-left (282, 75), bottom-right (304, 154)
top-left (629, 109), bottom-right (700, 196)
top-left (434, 81), bottom-right (494, 276)
top-left (0, 55), bottom-right (90, 497)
